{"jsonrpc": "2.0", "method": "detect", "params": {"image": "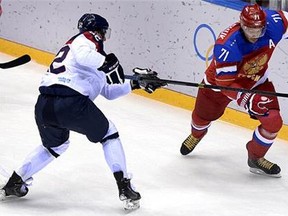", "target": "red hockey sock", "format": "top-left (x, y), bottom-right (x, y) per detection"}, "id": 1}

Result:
top-left (246, 126), bottom-right (275, 160)
top-left (246, 140), bottom-right (269, 160)
top-left (191, 112), bottom-right (210, 139)
top-left (192, 128), bottom-right (207, 139)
